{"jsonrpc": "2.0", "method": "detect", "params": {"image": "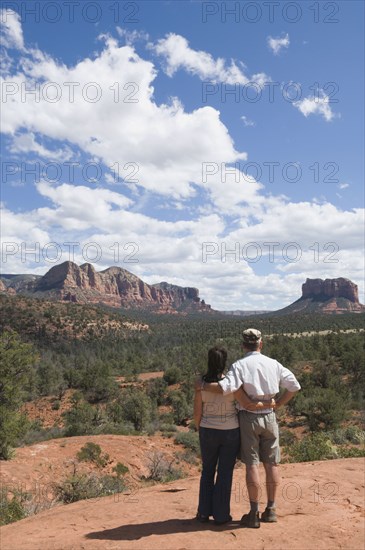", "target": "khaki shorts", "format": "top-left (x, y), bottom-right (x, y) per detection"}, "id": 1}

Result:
top-left (239, 410), bottom-right (280, 465)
